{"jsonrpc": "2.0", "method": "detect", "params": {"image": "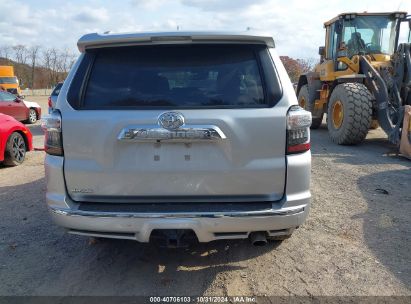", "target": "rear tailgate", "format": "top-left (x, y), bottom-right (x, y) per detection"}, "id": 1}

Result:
top-left (61, 43), bottom-right (287, 203)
